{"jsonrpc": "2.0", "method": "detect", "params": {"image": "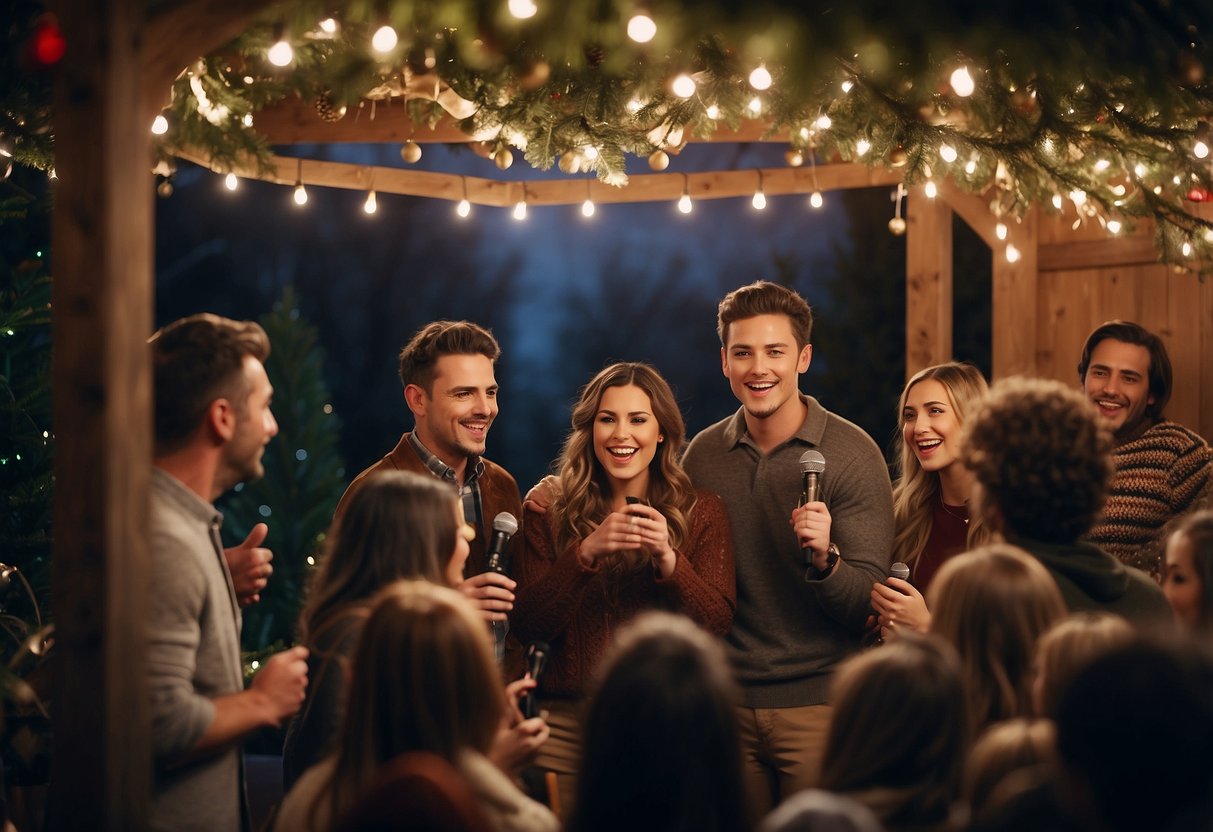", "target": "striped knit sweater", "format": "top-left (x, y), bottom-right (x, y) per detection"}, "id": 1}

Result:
top-left (1087, 419), bottom-right (1212, 578)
